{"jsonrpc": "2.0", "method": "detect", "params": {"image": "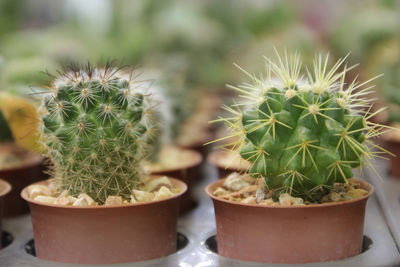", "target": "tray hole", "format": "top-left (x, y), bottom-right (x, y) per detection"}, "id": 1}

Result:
top-left (1, 231), bottom-right (13, 249)
top-left (205, 235), bottom-right (373, 255)
top-left (25, 232), bottom-right (189, 257)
